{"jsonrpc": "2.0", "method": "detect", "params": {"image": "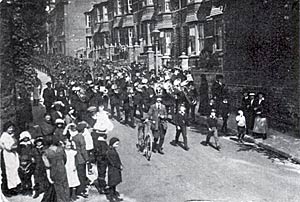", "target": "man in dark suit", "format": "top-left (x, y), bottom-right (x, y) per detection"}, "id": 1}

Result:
top-left (43, 82), bottom-right (56, 113)
top-left (174, 104), bottom-right (189, 151)
top-left (147, 96), bottom-right (168, 154)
